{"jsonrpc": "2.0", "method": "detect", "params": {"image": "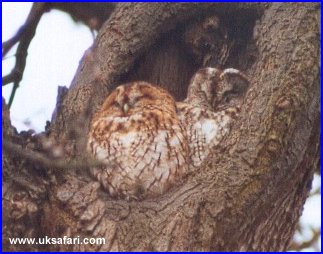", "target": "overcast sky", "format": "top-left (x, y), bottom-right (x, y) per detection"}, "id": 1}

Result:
top-left (2, 2), bottom-right (93, 132)
top-left (2, 3), bottom-right (320, 251)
